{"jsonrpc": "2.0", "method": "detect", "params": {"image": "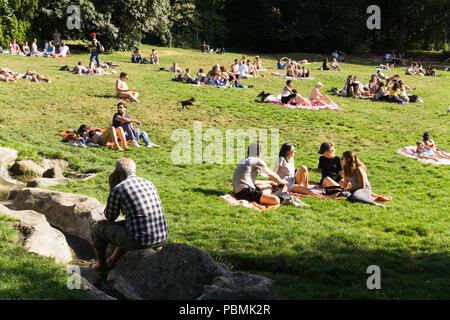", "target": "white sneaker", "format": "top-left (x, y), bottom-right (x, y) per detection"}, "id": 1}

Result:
top-left (132, 140), bottom-right (140, 148)
top-left (148, 143), bottom-right (160, 148)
